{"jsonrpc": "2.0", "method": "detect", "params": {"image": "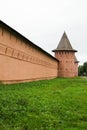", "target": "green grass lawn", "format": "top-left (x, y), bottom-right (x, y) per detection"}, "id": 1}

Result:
top-left (0, 78), bottom-right (87, 130)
